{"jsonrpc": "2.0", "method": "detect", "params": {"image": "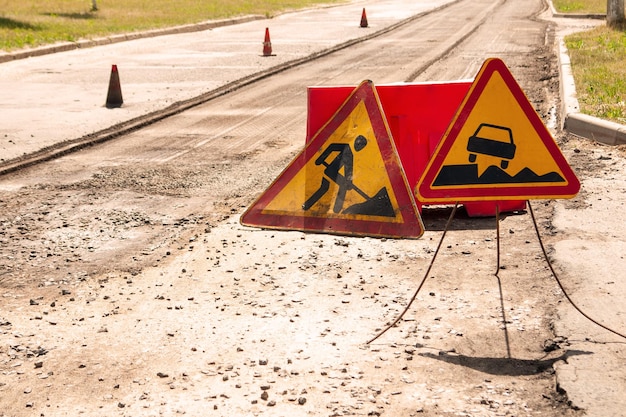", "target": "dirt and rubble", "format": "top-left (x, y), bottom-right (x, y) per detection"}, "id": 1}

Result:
top-left (1, 1), bottom-right (626, 416)
top-left (1, 112), bottom-right (624, 417)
